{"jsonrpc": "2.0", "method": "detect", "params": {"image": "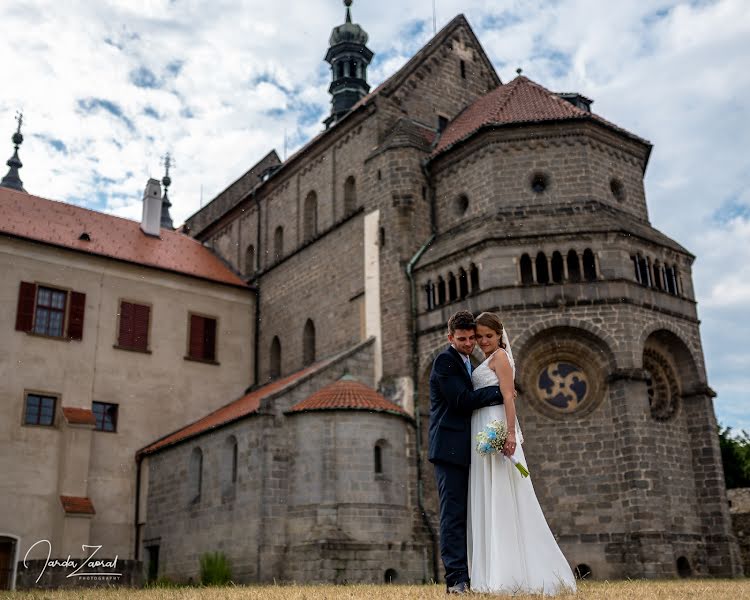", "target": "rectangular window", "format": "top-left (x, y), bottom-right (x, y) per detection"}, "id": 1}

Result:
top-left (24, 393), bottom-right (56, 426)
top-left (92, 401), bottom-right (118, 432)
top-left (117, 301), bottom-right (151, 351)
top-left (188, 314), bottom-right (217, 362)
top-left (438, 115), bottom-right (449, 133)
top-left (15, 282), bottom-right (85, 340)
top-left (33, 286), bottom-right (67, 337)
